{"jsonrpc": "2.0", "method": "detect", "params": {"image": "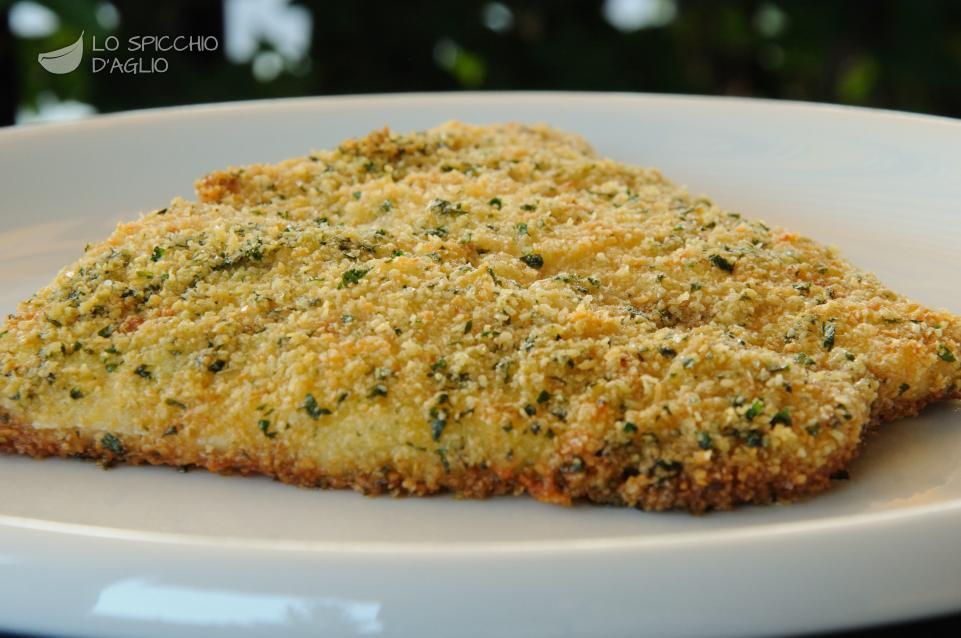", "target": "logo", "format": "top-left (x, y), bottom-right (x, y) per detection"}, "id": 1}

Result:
top-left (38, 31), bottom-right (84, 74)
top-left (36, 31), bottom-right (219, 75)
